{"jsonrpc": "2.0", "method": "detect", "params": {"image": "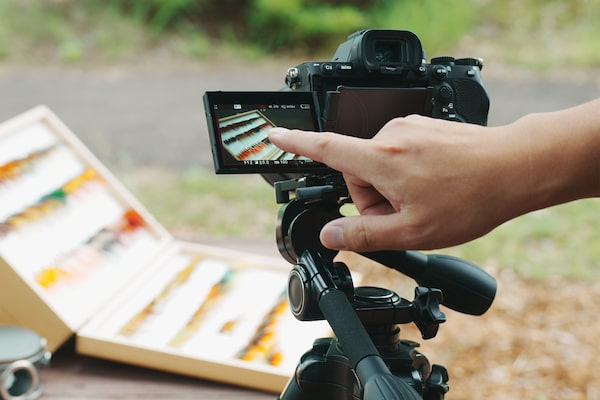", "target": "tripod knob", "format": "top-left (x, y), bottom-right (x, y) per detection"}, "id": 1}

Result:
top-left (413, 287), bottom-right (446, 339)
top-left (423, 365), bottom-right (450, 400)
